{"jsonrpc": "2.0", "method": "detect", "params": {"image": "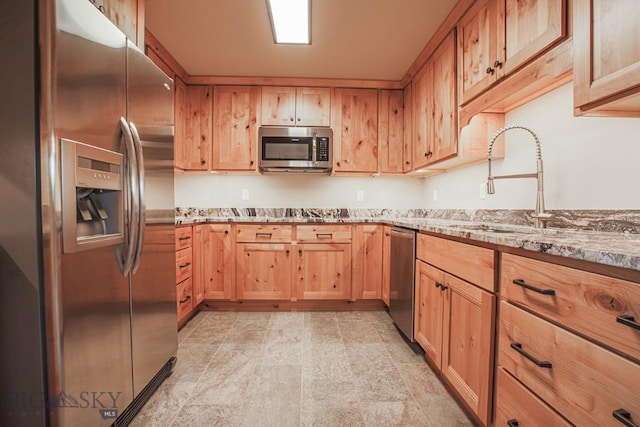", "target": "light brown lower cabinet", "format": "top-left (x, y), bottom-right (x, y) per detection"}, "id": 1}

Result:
top-left (236, 243), bottom-right (293, 300)
top-left (296, 243), bottom-right (351, 300)
top-left (193, 223), bottom-right (233, 301)
top-left (414, 236), bottom-right (496, 426)
top-left (381, 225), bottom-right (392, 306)
top-left (352, 224), bottom-right (383, 300)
